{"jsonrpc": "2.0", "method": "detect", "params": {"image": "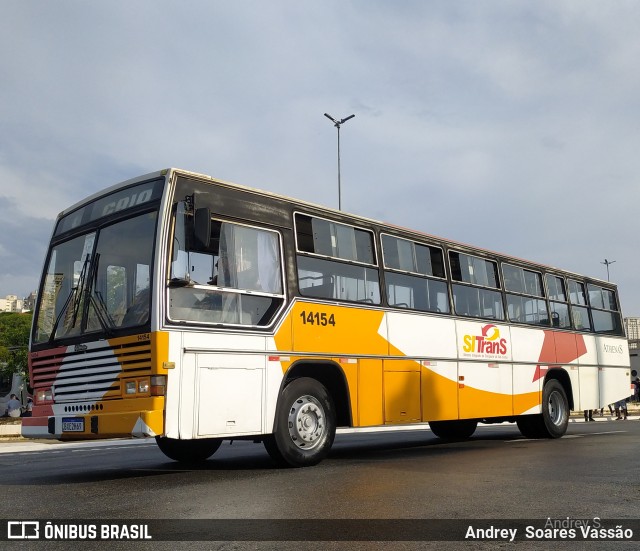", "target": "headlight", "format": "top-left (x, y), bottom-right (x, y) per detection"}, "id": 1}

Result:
top-left (137, 379), bottom-right (150, 394)
top-left (36, 388), bottom-right (53, 403)
top-left (122, 376), bottom-right (163, 397)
